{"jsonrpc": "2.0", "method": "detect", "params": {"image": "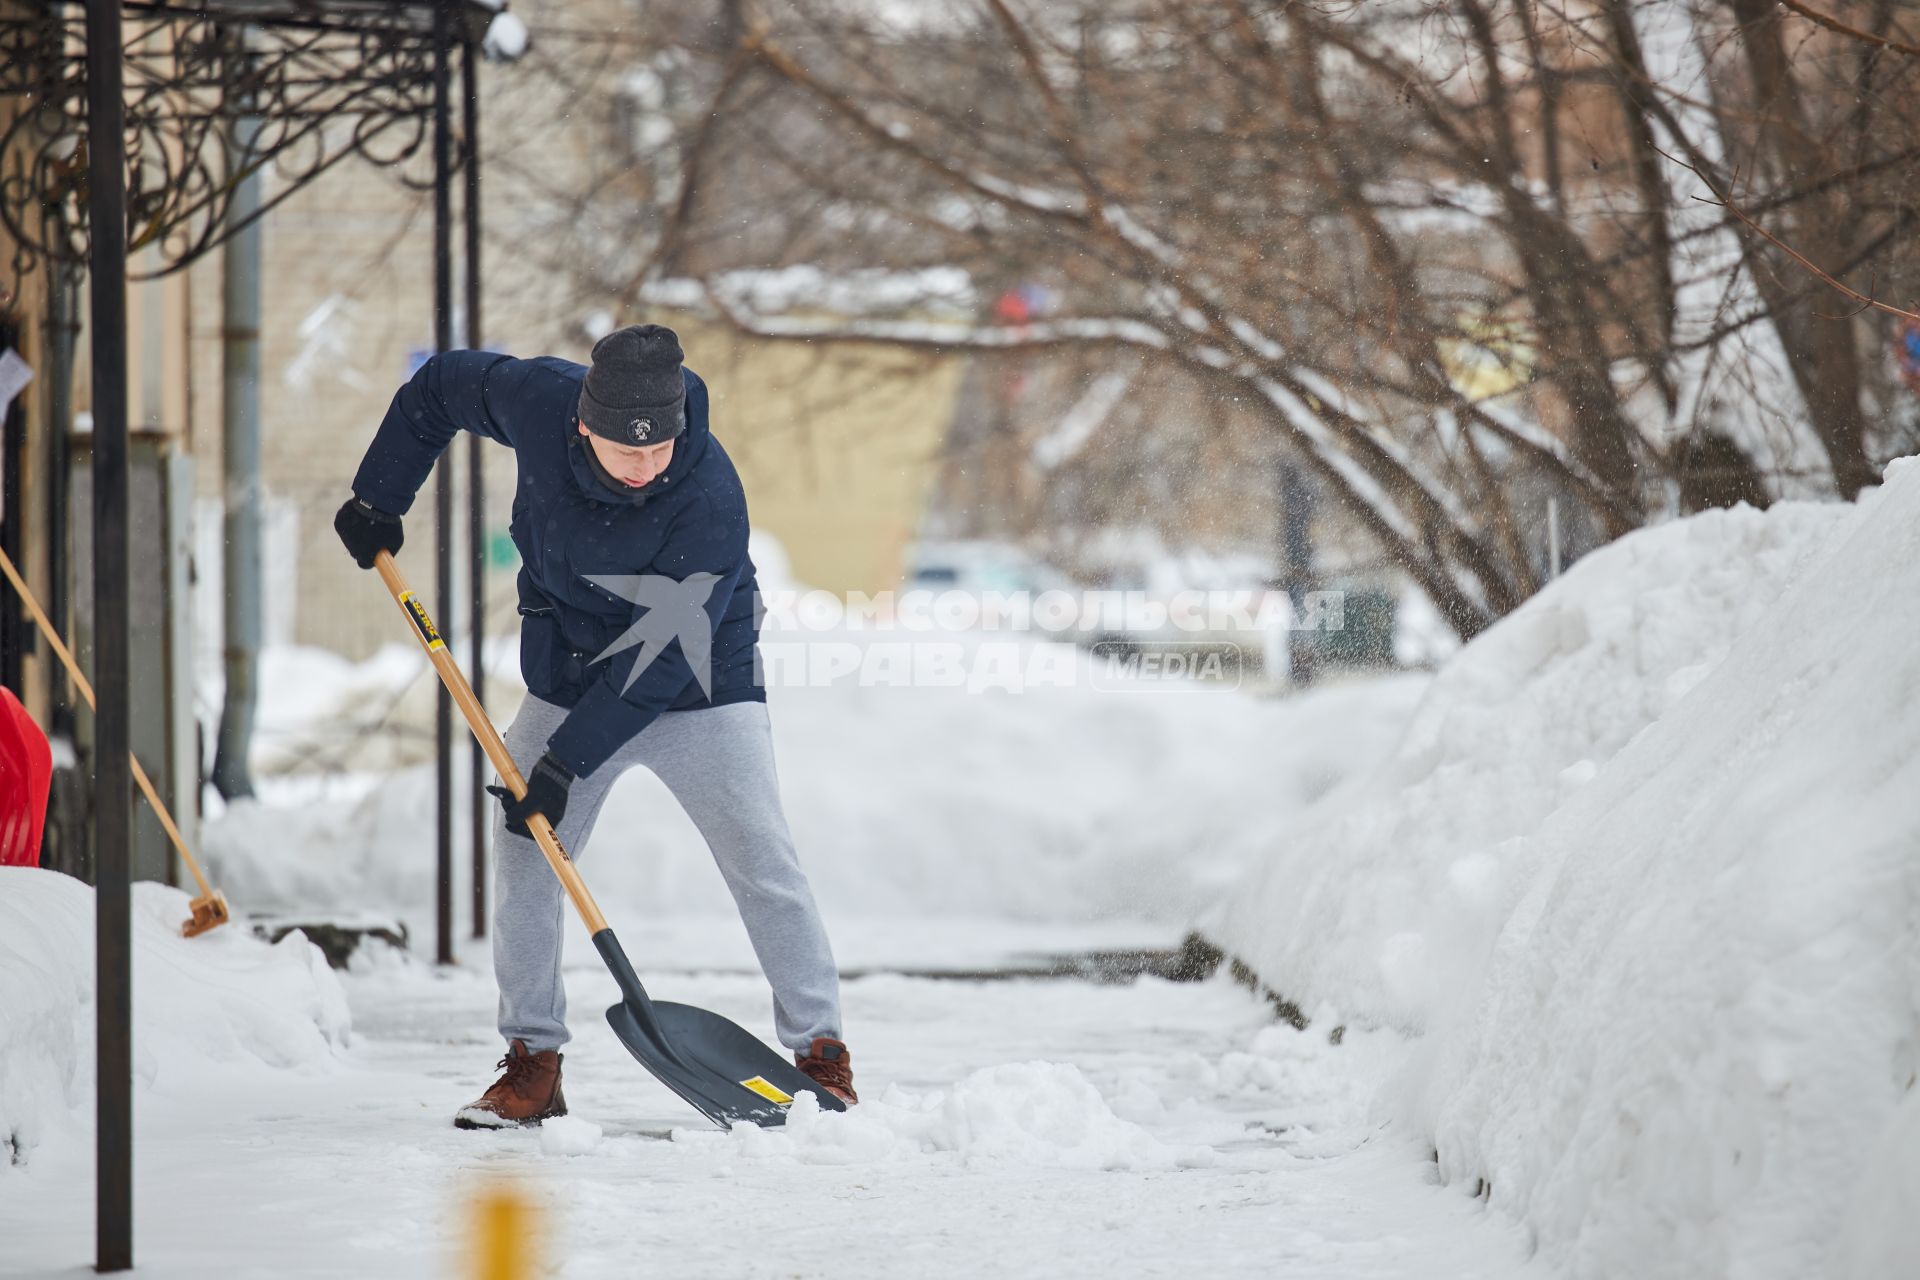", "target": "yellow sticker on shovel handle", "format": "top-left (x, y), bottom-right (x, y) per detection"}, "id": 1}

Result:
top-left (399, 591), bottom-right (446, 653)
